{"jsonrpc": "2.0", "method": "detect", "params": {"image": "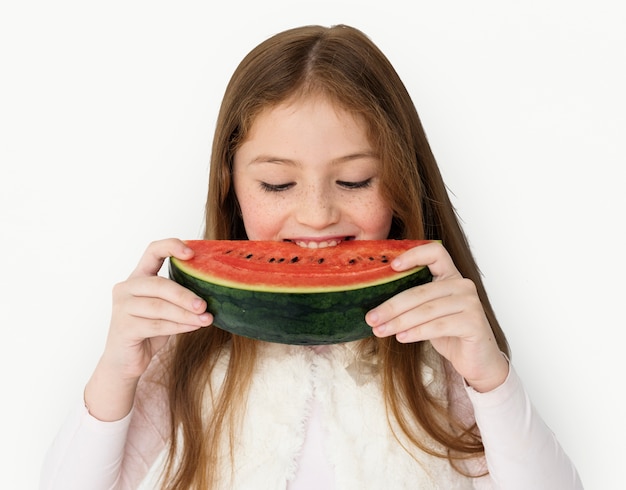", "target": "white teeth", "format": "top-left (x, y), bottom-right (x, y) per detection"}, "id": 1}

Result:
top-left (294, 240), bottom-right (340, 249)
